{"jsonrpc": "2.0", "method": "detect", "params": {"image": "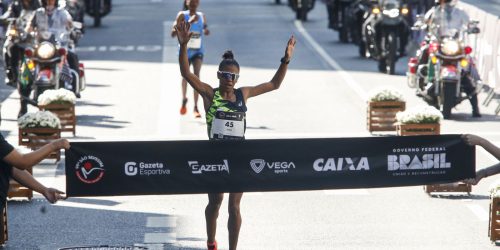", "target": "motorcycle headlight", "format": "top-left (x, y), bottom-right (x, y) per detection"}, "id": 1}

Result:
top-left (37, 42), bottom-right (56, 59)
top-left (441, 40), bottom-right (461, 56)
top-left (382, 8), bottom-right (400, 18)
